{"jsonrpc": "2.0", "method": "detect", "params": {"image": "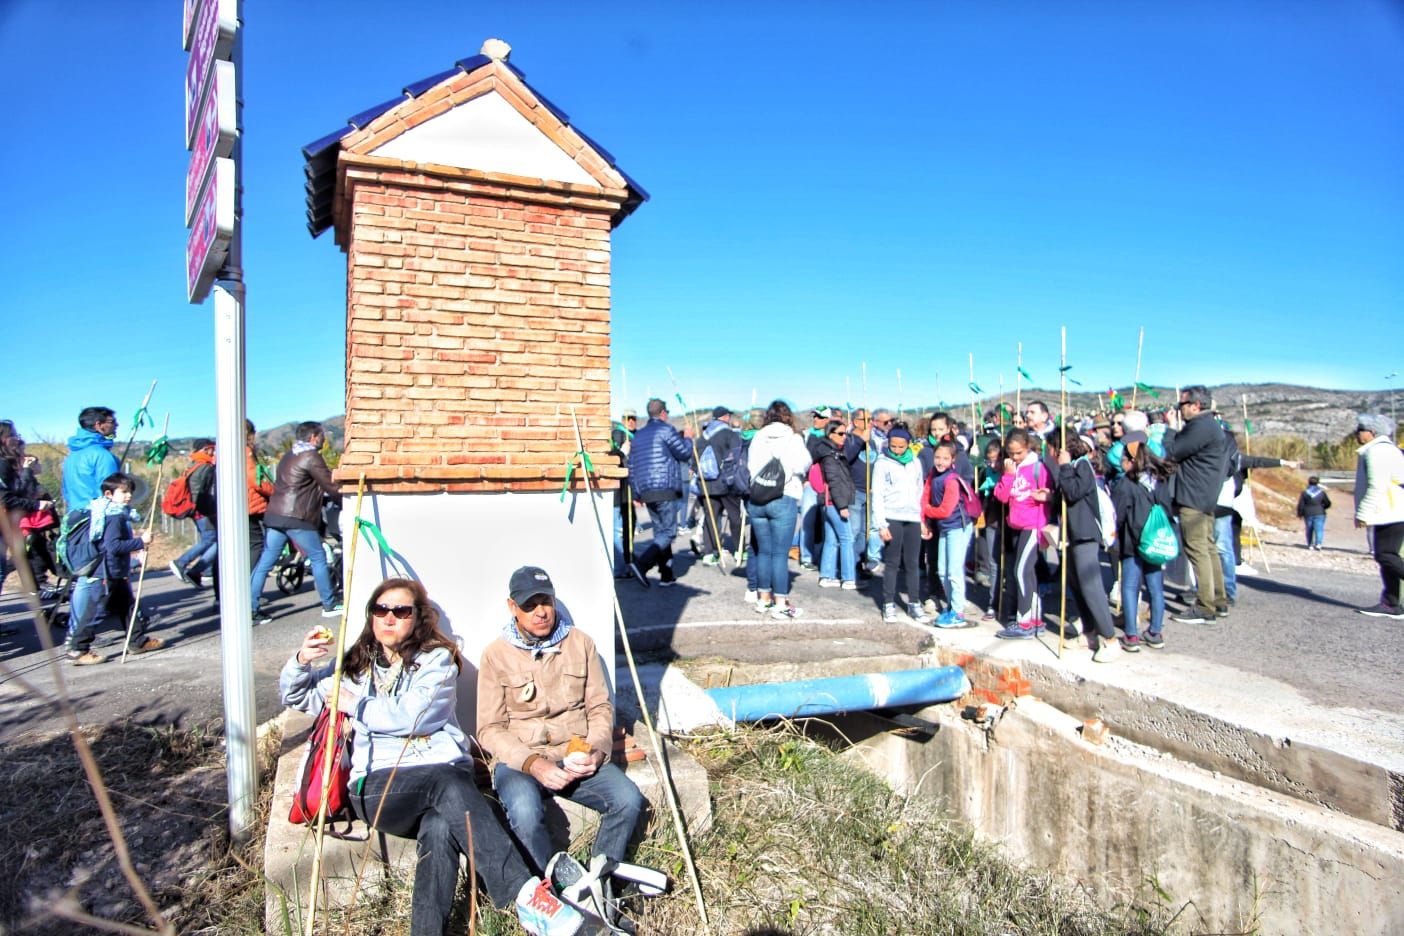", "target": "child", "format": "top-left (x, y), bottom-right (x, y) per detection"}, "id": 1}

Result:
top-left (1296, 476), bottom-right (1331, 550)
top-left (923, 441), bottom-right (979, 628)
top-left (992, 429), bottom-right (1052, 638)
top-left (977, 439), bottom-right (1005, 621)
top-left (872, 425), bottom-right (929, 624)
top-left (1112, 432), bottom-right (1175, 649)
top-left (1056, 436), bottom-right (1119, 660)
top-left (65, 473), bottom-right (161, 664)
